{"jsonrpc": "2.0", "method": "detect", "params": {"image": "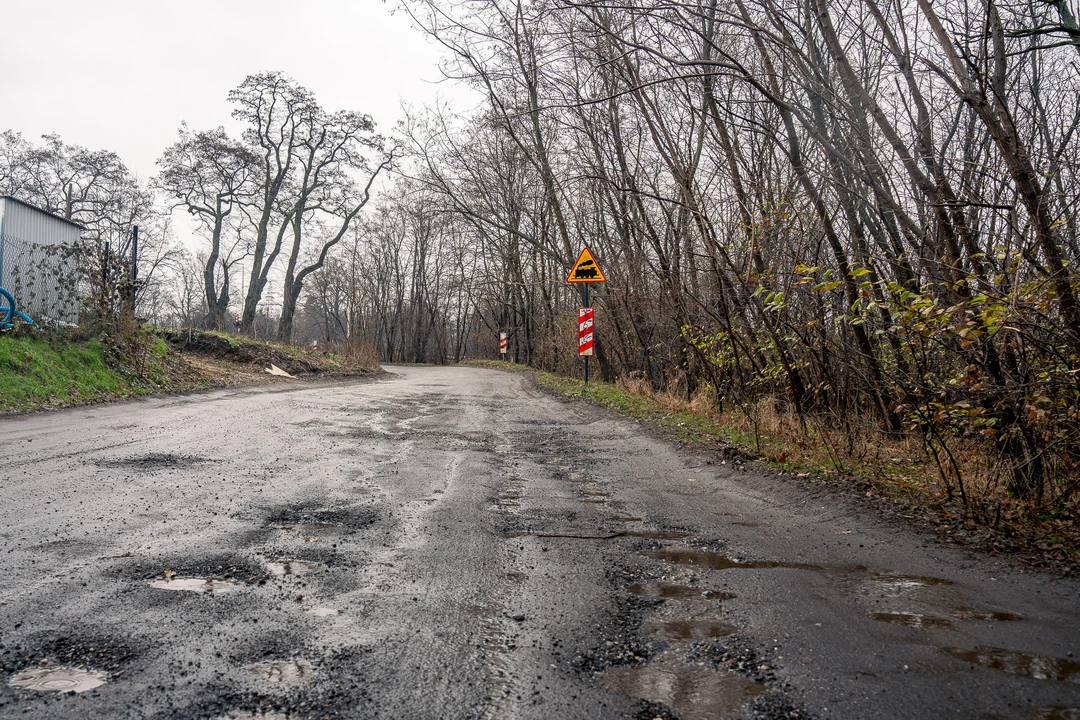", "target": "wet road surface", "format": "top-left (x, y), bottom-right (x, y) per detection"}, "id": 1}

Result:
top-left (0, 365), bottom-right (1077, 719)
